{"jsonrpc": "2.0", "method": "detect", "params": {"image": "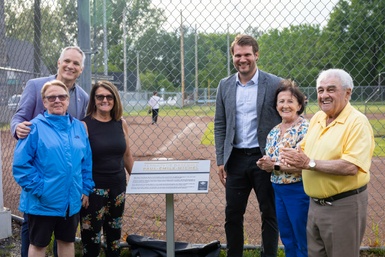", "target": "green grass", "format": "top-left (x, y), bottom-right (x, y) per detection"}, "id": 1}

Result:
top-left (127, 105), bottom-right (216, 117)
top-left (4, 101), bottom-right (385, 157)
top-left (302, 102), bottom-right (385, 116)
top-left (199, 119), bottom-right (385, 157)
top-left (201, 122), bottom-right (214, 146)
top-left (123, 101), bottom-right (385, 118)
top-left (371, 119), bottom-right (385, 157)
